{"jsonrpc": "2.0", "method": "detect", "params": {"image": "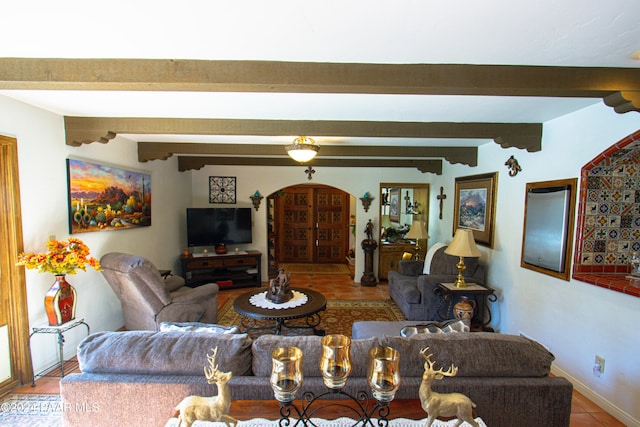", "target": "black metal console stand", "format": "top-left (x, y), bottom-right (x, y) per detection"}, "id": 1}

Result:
top-left (278, 389), bottom-right (390, 427)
